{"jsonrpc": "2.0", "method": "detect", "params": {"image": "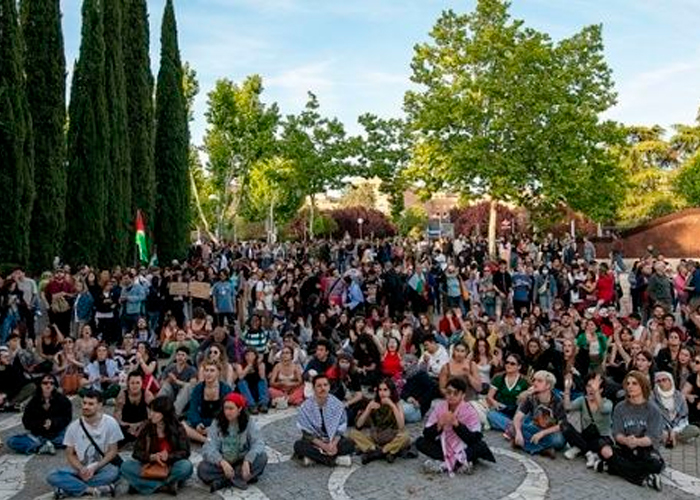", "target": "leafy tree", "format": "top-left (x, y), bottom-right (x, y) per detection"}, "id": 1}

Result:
top-left (281, 92), bottom-right (353, 238)
top-left (328, 207), bottom-right (396, 239)
top-left (449, 202), bottom-right (524, 238)
top-left (356, 114), bottom-right (411, 219)
top-left (675, 153), bottom-right (700, 206)
top-left (617, 125), bottom-right (684, 226)
top-left (21, 0), bottom-right (64, 271)
top-left (102, 0), bottom-right (131, 265)
top-left (397, 206), bottom-right (428, 237)
top-left (65, 0), bottom-right (108, 266)
top-left (154, 0), bottom-right (190, 263)
top-left (123, 0), bottom-right (155, 235)
top-left (338, 180), bottom-right (378, 209)
top-left (244, 156), bottom-right (304, 229)
top-left (203, 75), bottom-right (280, 237)
top-left (404, 1), bottom-right (624, 256)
